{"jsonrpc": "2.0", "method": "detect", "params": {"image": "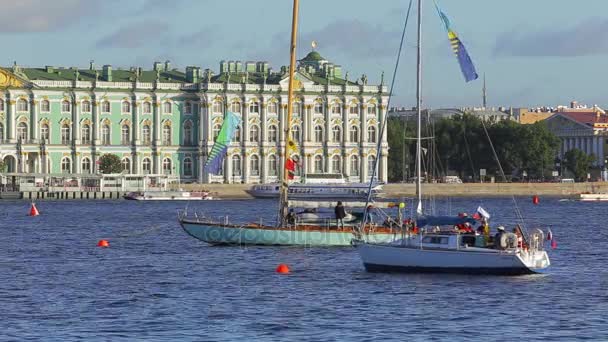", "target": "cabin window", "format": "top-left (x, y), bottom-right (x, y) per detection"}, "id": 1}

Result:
top-left (422, 236), bottom-right (448, 244)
